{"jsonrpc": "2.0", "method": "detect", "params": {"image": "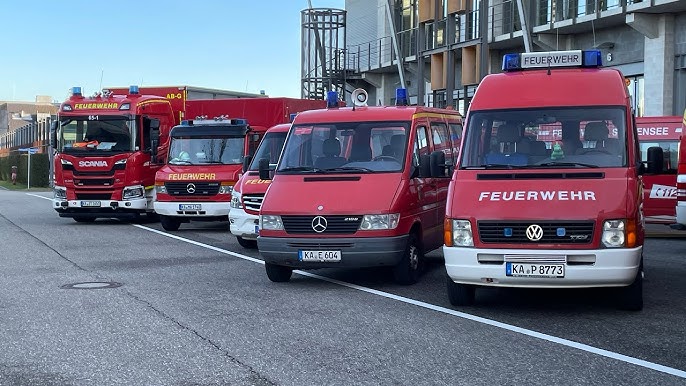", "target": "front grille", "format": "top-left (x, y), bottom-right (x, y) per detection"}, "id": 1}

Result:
top-left (73, 169), bottom-right (115, 176)
top-left (165, 181), bottom-right (220, 196)
top-left (243, 194), bottom-right (264, 212)
top-left (478, 221), bottom-right (594, 244)
top-left (282, 215), bottom-right (362, 235)
top-left (75, 178), bottom-right (114, 186)
top-left (76, 193), bottom-right (112, 200)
